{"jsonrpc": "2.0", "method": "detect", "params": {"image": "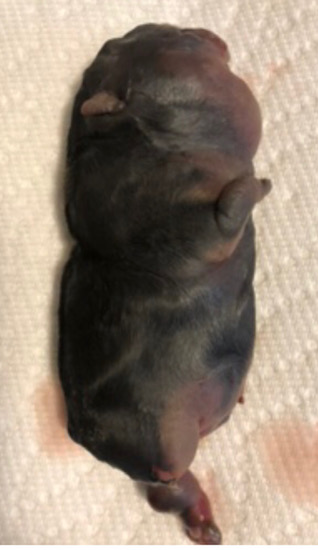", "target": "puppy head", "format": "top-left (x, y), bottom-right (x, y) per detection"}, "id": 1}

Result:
top-left (67, 24), bottom-right (270, 279)
top-left (77, 24), bottom-right (260, 159)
